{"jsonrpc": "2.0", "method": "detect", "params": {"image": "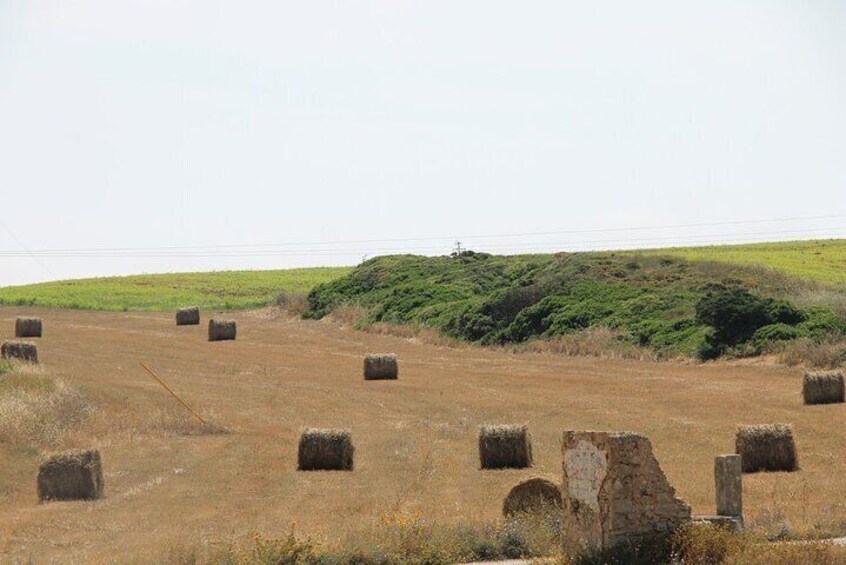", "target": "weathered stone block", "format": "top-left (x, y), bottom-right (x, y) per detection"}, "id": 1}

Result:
top-left (562, 431), bottom-right (691, 550)
top-left (715, 454), bottom-right (742, 520)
